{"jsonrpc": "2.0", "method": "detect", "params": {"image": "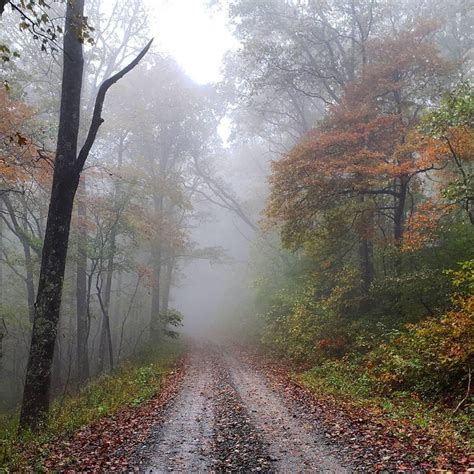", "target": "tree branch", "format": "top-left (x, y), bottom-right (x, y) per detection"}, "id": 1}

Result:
top-left (76, 38), bottom-right (153, 171)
